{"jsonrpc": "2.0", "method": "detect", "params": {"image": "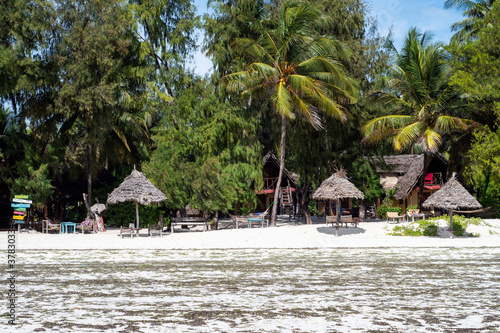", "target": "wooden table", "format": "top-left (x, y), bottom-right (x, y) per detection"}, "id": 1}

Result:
top-left (247, 218), bottom-right (266, 228)
top-left (61, 222), bottom-right (76, 233)
top-left (171, 217), bottom-right (208, 233)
